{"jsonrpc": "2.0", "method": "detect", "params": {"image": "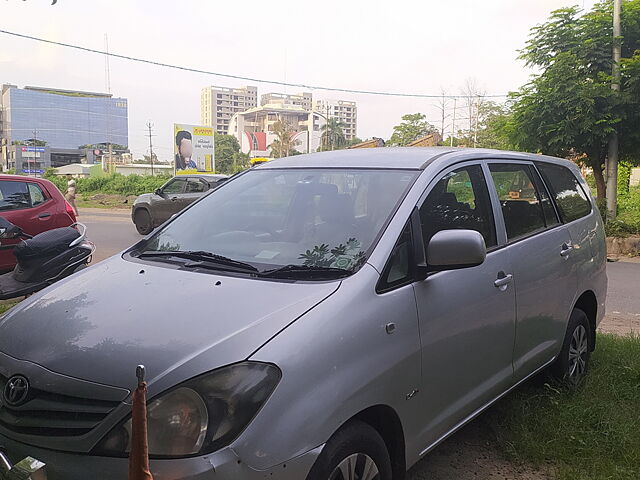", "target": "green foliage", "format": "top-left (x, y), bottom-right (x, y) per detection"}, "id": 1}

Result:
top-left (214, 133), bottom-right (250, 174)
top-left (618, 160), bottom-right (632, 195)
top-left (490, 333), bottom-right (640, 480)
top-left (508, 1), bottom-right (640, 200)
top-left (43, 171), bottom-right (171, 196)
top-left (474, 102), bottom-right (517, 150)
top-left (319, 118), bottom-right (347, 151)
top-left (388, 113), bottom-right (438, 146)
top-left (12, 139), bottom-right (47, 146)
top-left (610, 184), bottom-right (640, 235)
top-left (270, 120), bottom-right (300, 158)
